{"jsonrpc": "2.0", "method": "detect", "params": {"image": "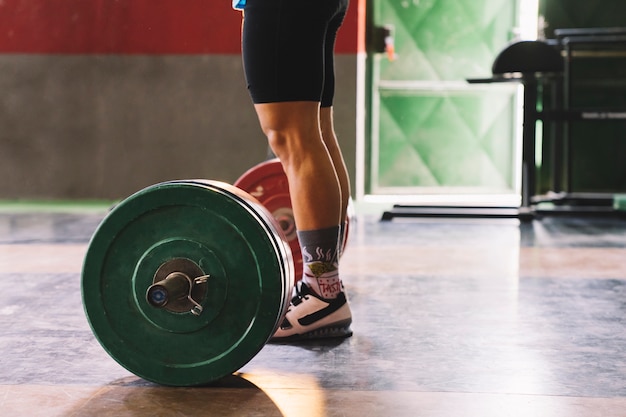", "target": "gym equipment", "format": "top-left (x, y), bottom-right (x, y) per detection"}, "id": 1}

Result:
top-left (383, 34), bottom-right (626, 221)
top-left (82, 180), bottom-right (294, 386)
